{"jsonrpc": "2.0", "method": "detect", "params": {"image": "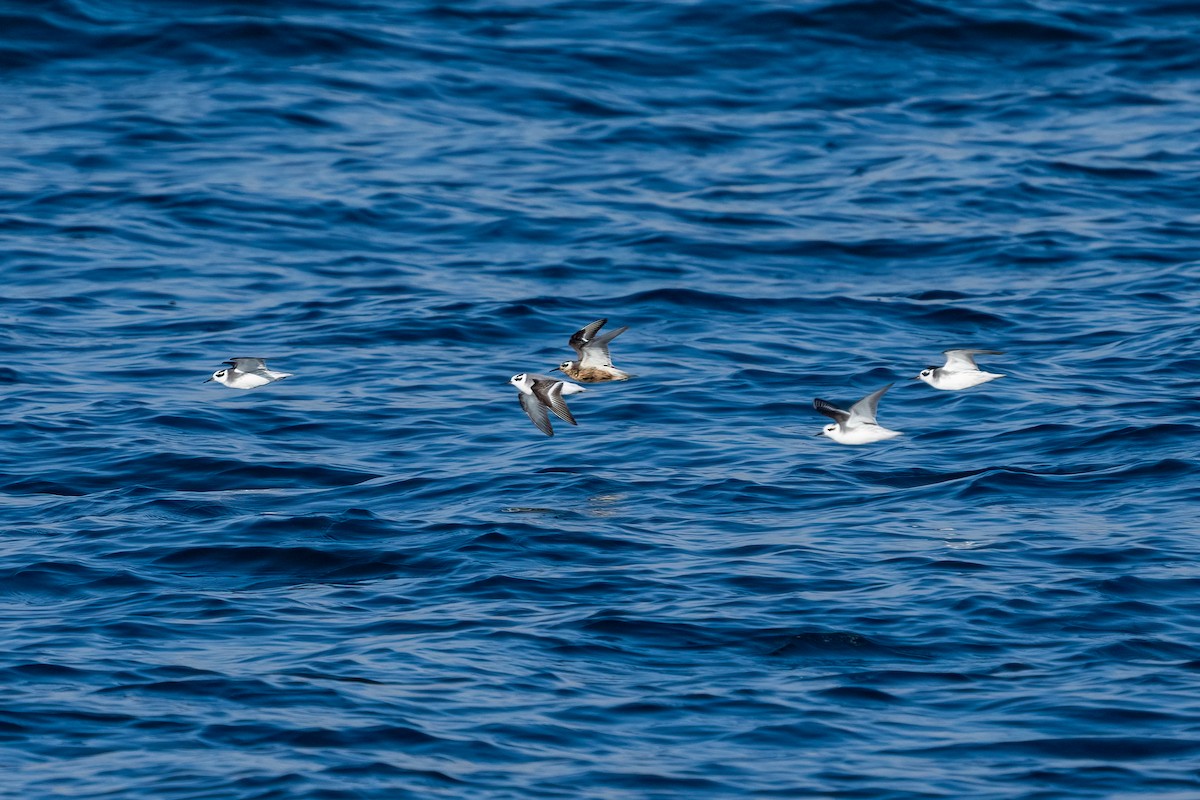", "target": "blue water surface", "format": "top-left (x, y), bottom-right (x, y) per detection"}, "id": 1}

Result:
top-left (2, 1), bottom-right (1200, 797)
